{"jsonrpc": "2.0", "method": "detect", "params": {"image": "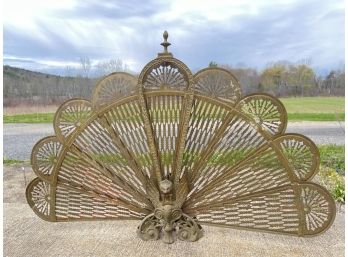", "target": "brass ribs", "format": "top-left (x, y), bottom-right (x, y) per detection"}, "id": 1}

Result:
top-left (27, 31), bottom-right (335, 244)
